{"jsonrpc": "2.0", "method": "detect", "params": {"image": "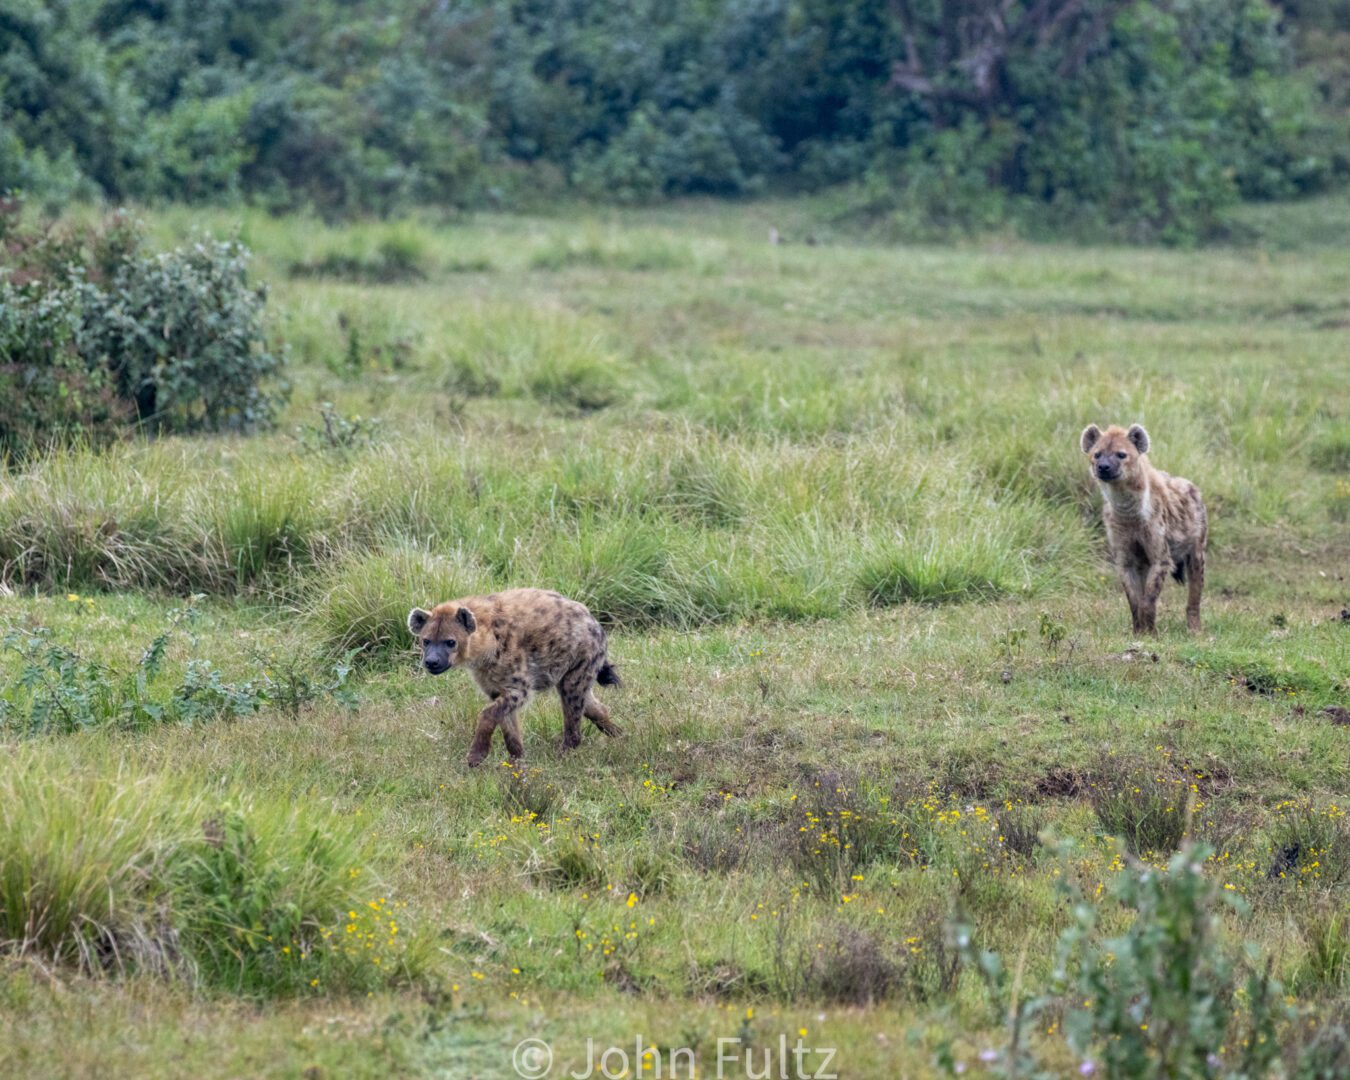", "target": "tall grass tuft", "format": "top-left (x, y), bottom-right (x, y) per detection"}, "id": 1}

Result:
top-left (0, 443), bottom-right (199, 590)
top-left (863, 486), bottom-right (1085, 606)
top-left (305, 544), bottom-right (491, 660)
top-left (439, 305), bottom-right (627, 411)
top-left (0, 749), bottom-right (425, 995)
top-left (0, 758), bottom-right (198, 971)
